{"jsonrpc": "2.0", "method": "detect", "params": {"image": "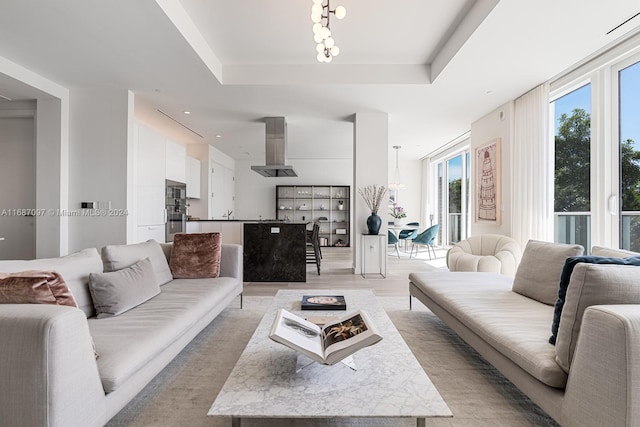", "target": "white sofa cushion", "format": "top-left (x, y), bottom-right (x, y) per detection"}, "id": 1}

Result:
top-left (410, 271), bottom-right (568, 388)
top-left (512, 240), bottom-right (584, 306)
top-left (89, 276), bottom-right (240, 393)
top-left (89, 258), bottom-right (160, 318)
top-left (0, 248), bottom-right (103, 317)
top-left (101, 240), bottom-right (172, 286)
